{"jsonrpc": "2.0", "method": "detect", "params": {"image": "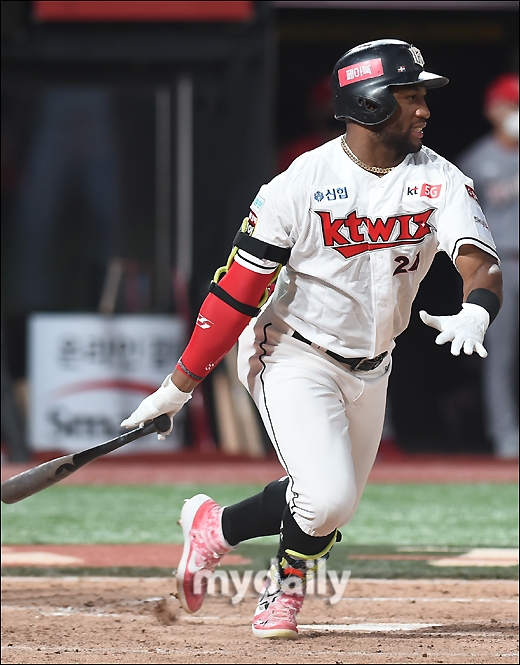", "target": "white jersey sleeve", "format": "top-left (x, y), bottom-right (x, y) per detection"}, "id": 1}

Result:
top-left (249, 159), bottom-right (309, 247)
top-left (434, 159), bottom-right (499, 264)
top-left (233, 158), bottom-right (306, 273)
